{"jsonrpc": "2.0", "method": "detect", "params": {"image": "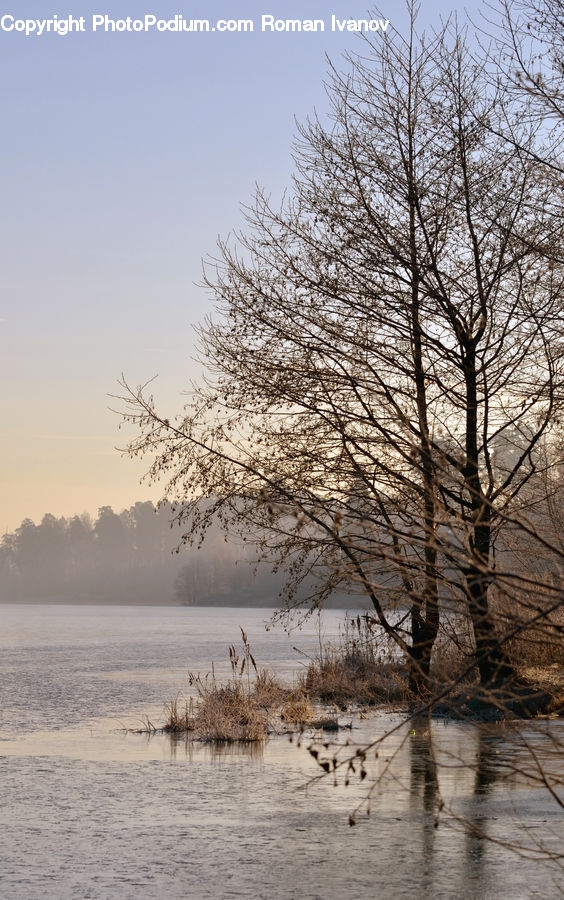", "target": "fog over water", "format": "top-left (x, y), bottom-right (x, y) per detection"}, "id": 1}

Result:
top-left (1, 605), bottom-right (562, 898)
top-left (0, 501), bottom-right (363, 608)
top-left (0, 503), bottom-right (300, 607)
